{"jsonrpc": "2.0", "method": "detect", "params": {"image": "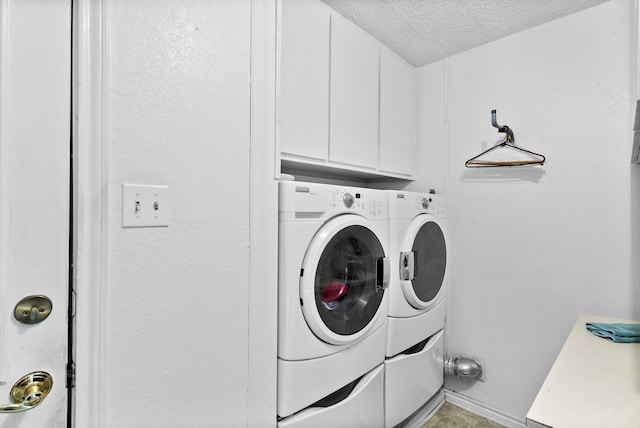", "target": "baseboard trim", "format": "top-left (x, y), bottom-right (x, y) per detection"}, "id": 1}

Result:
top-left (386, 388), bottom-right (529, 428)
top-left (444, 390), bottom-right (527, 428)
